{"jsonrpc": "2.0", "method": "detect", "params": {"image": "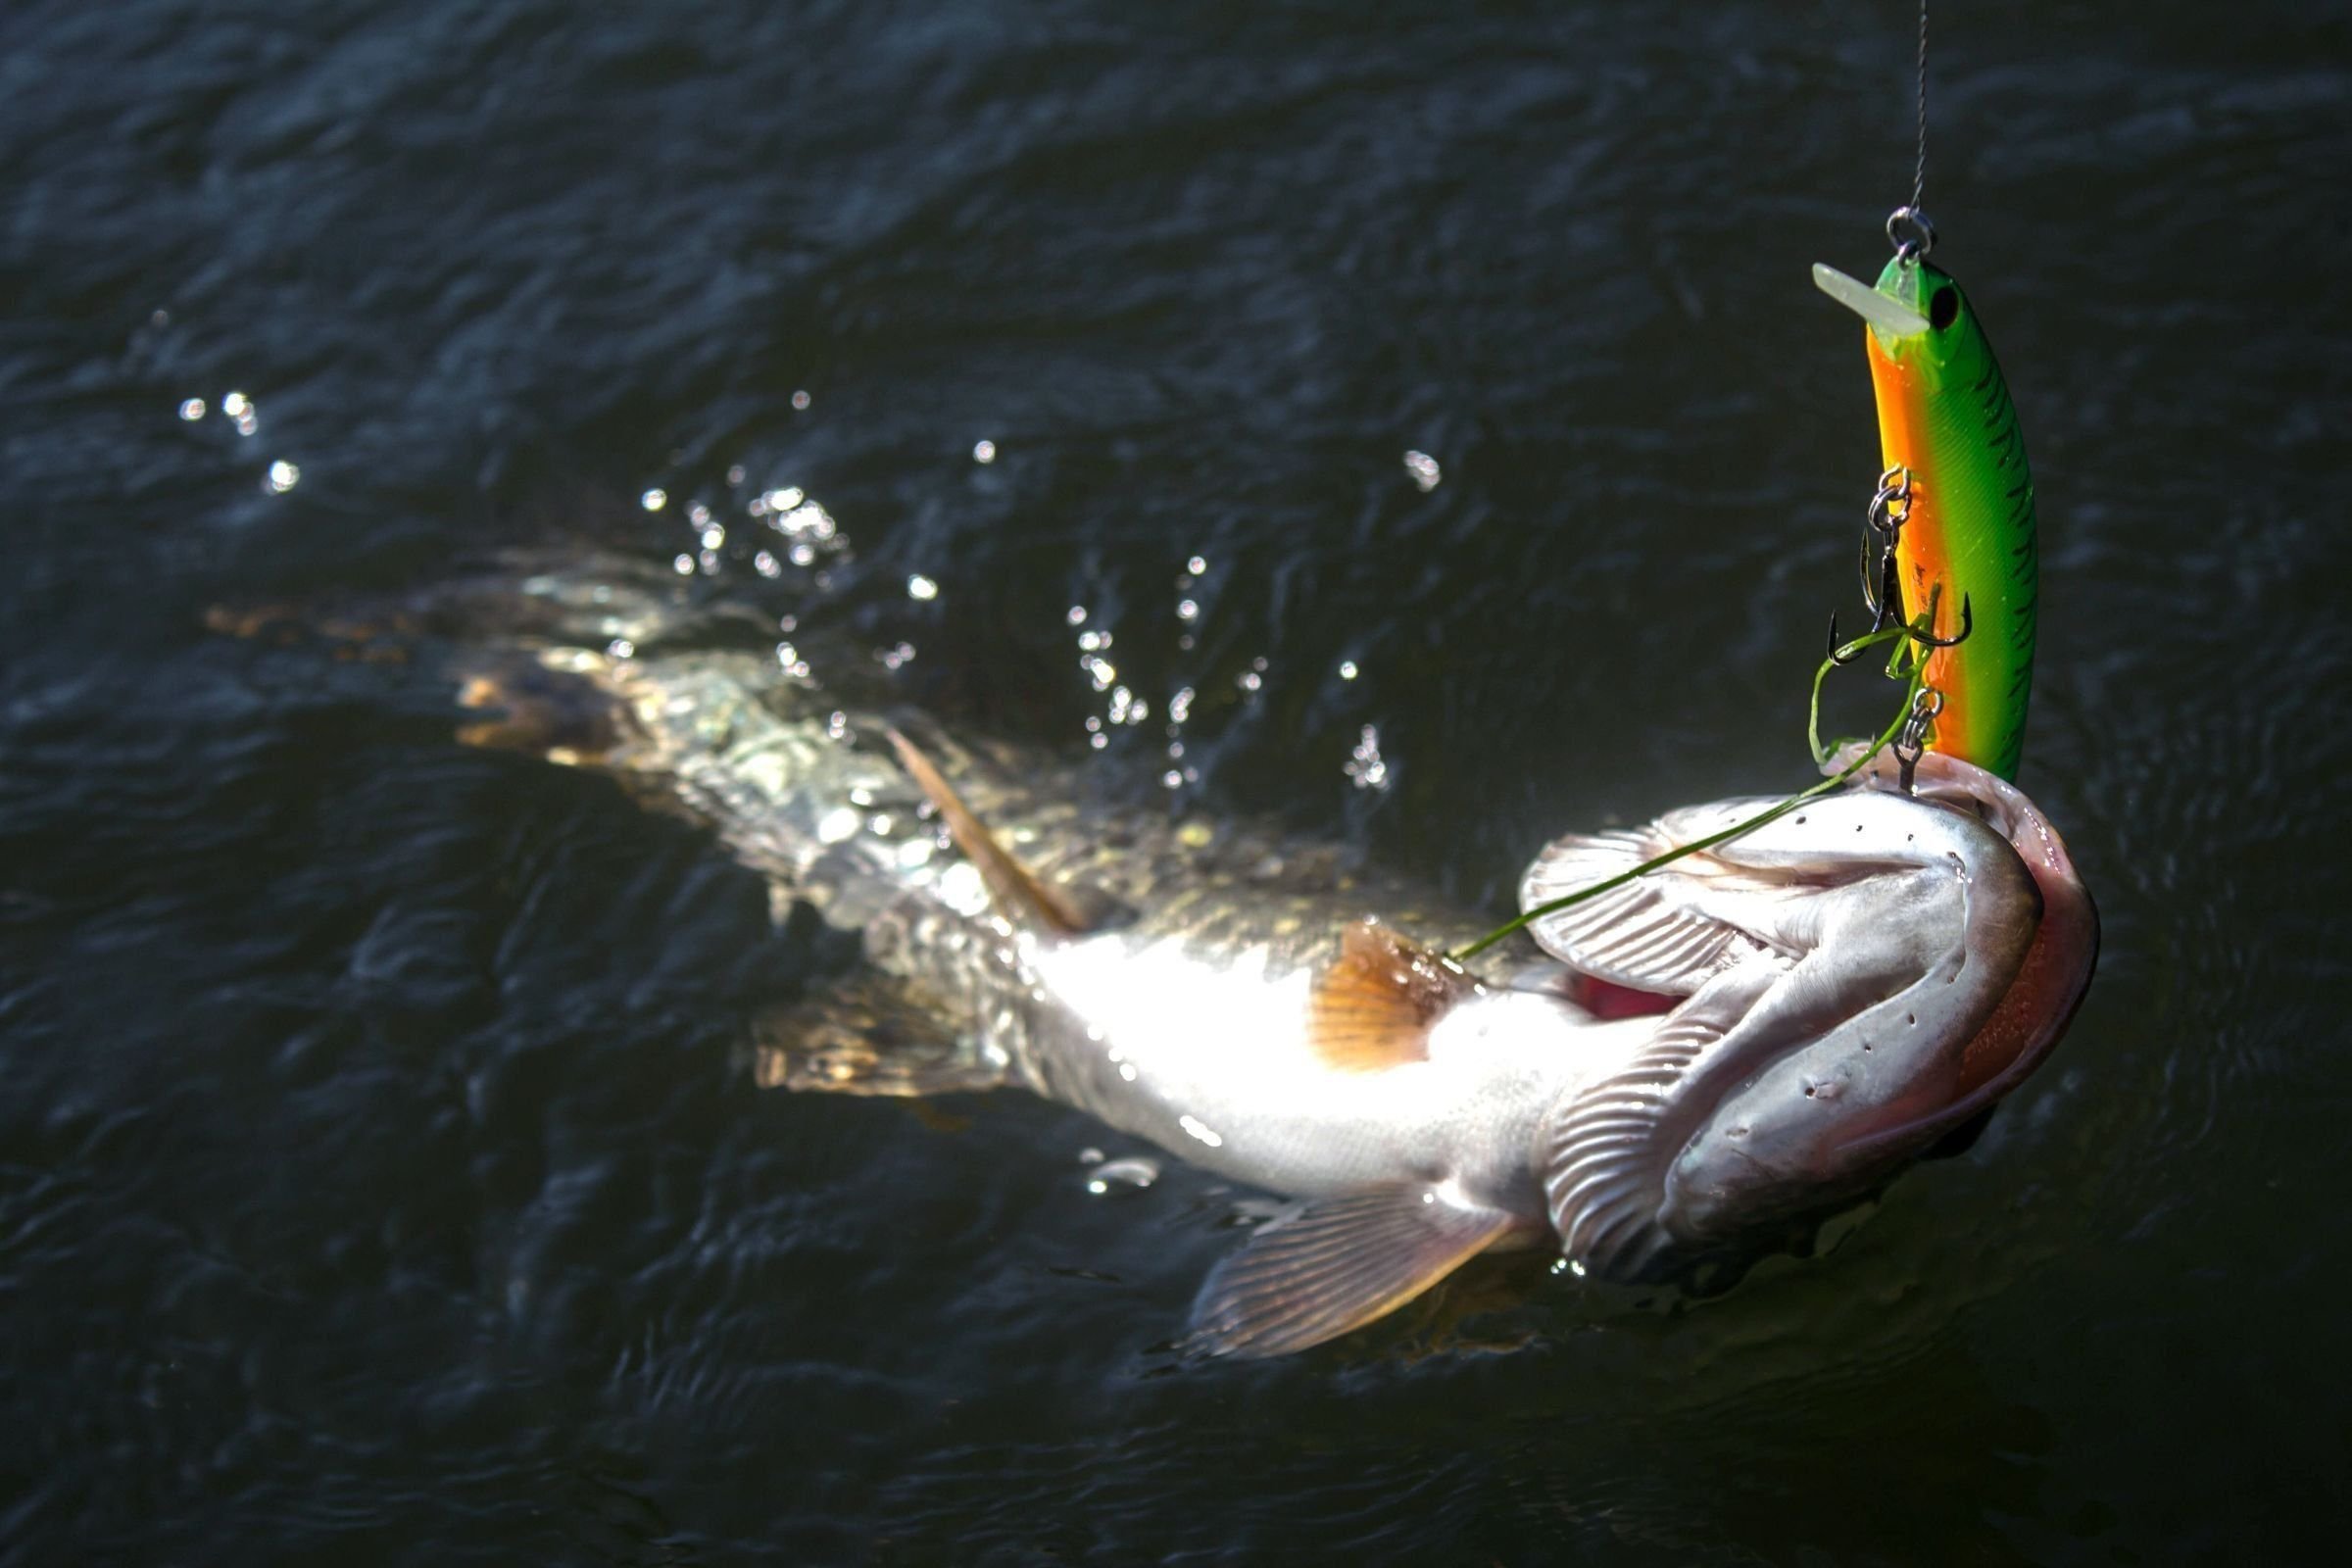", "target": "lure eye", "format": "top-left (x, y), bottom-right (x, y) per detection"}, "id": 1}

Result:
top-left (1929, 288), bottom-right (1959, 330)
